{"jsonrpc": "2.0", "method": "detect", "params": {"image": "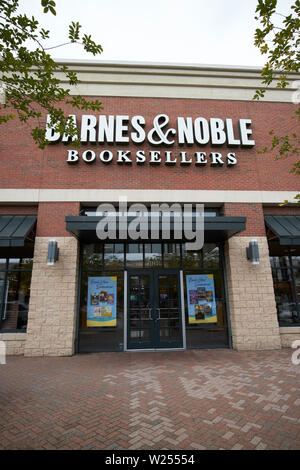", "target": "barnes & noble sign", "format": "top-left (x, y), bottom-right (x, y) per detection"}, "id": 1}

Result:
top-left (45, 113), bottom-right (255, 167)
